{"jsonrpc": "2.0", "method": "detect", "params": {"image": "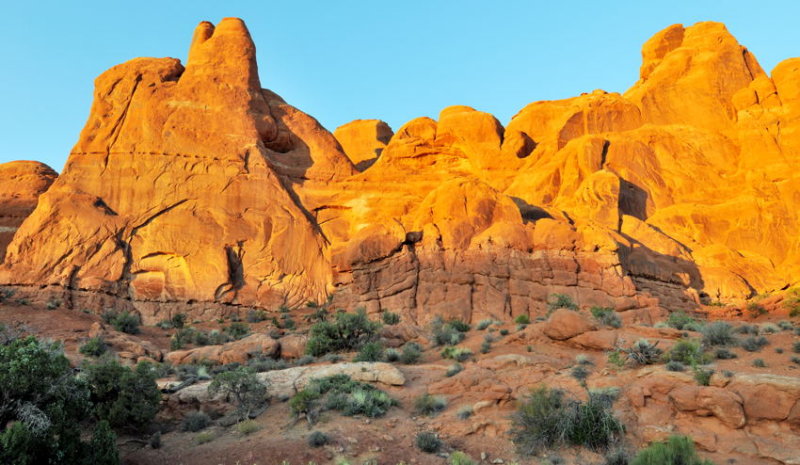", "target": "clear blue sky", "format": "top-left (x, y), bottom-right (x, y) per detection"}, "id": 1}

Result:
top-left (1, 0), bottom-right (799, 171)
